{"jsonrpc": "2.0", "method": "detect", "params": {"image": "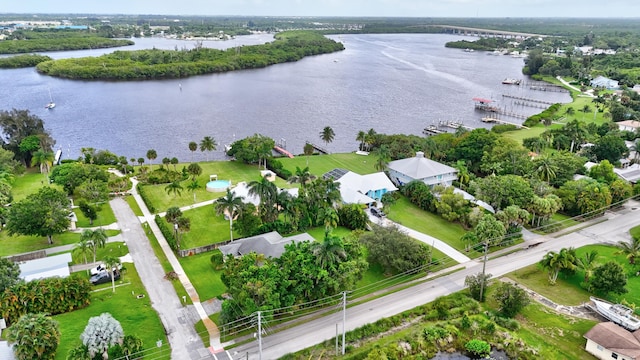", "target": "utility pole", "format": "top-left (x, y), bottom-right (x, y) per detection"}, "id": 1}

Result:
top-left (342, 291), bottom-right (347, 355)
top-left (479, 241), bottom-right (489, 302)
top-left (257, 311), bottom-right (262, 360)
